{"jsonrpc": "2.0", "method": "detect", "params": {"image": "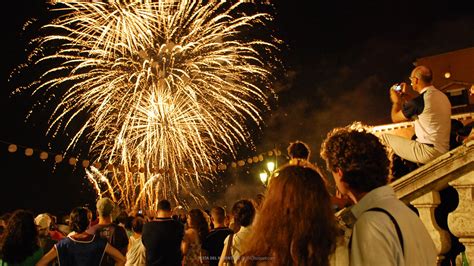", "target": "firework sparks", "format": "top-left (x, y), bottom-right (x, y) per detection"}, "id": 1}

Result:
top-left (24, 0), bottom-right (278, 211)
